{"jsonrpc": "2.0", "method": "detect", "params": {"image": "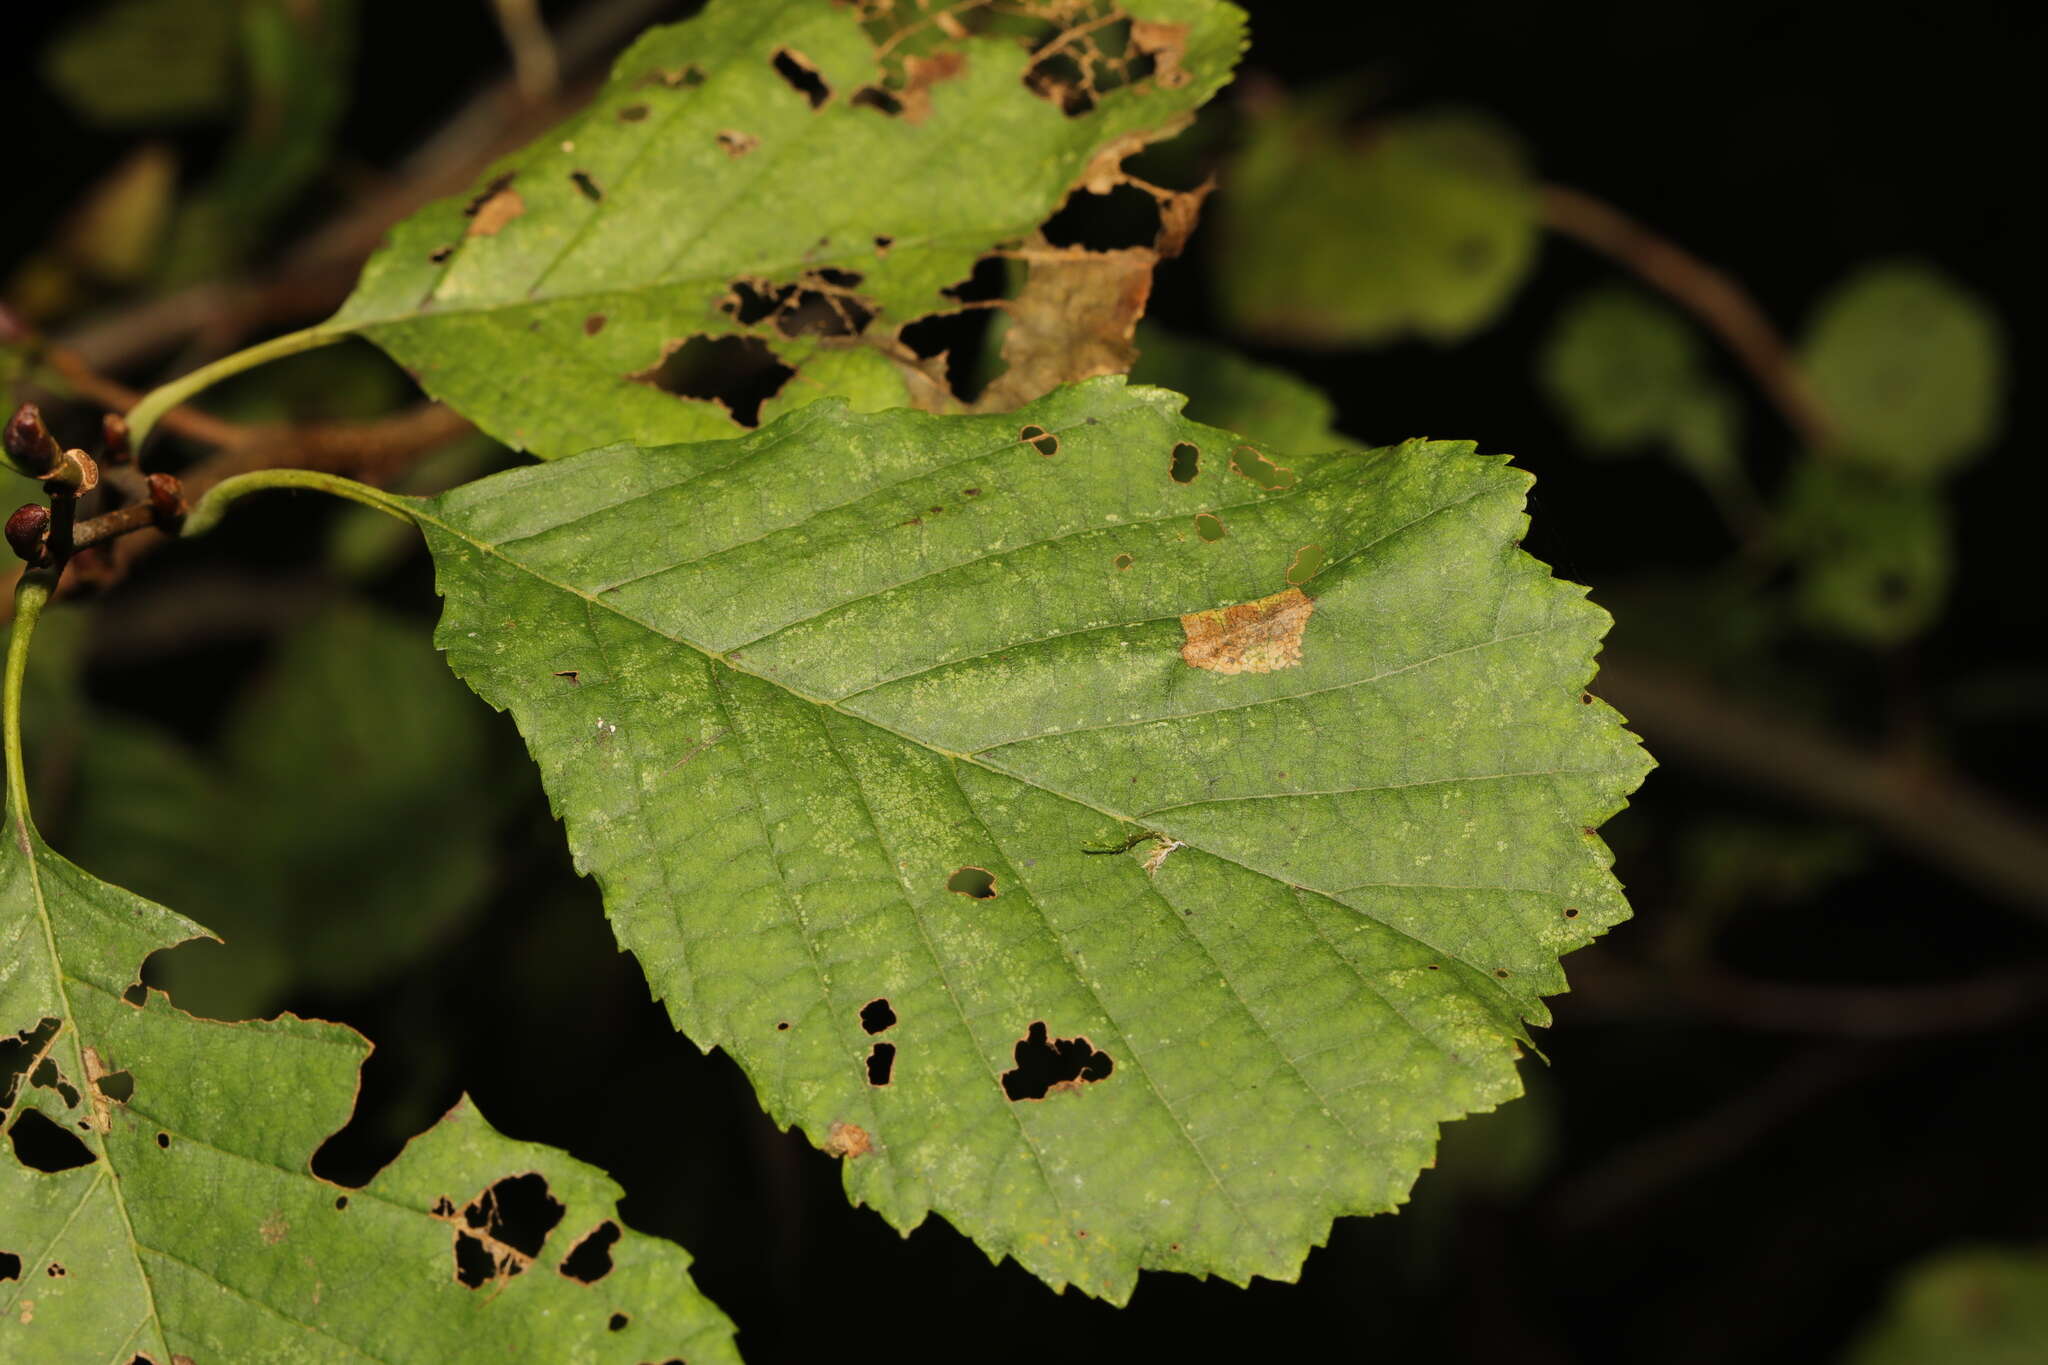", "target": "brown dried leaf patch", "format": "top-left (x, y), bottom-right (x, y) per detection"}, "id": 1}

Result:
top-left (1180, 588), bottom-right (1315, 675)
